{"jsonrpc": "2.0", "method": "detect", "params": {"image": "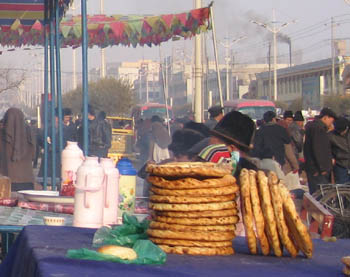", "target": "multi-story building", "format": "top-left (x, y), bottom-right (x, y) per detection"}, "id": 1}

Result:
top-left (255, 56), bottom-right (350, 107)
